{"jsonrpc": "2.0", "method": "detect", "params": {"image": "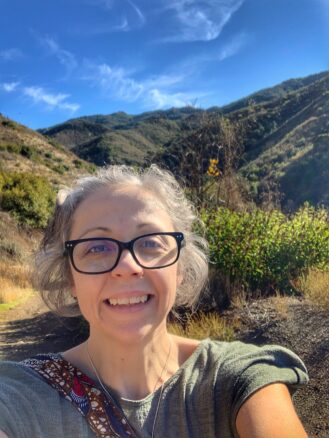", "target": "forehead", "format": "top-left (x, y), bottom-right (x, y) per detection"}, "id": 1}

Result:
top-left (70, 186), bottom-right (173, 238)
